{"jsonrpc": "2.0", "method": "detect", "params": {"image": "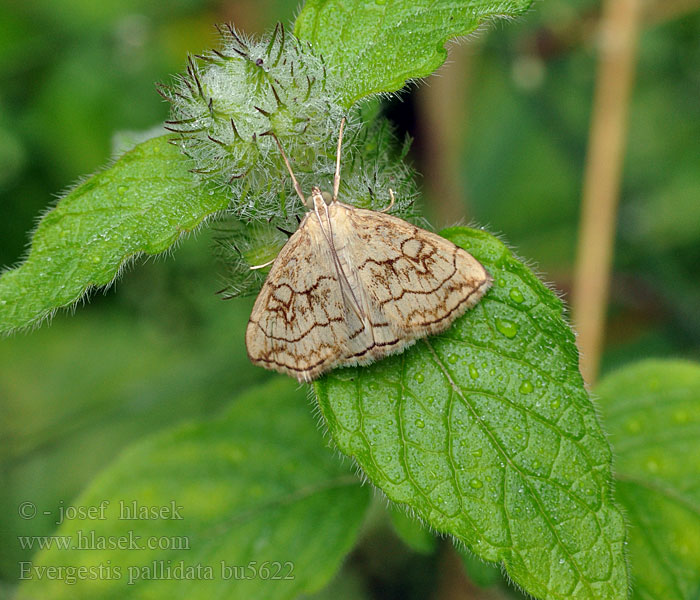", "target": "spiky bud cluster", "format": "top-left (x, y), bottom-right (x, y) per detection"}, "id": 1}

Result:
top-left (159, 23), bottom-right (419, 297)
